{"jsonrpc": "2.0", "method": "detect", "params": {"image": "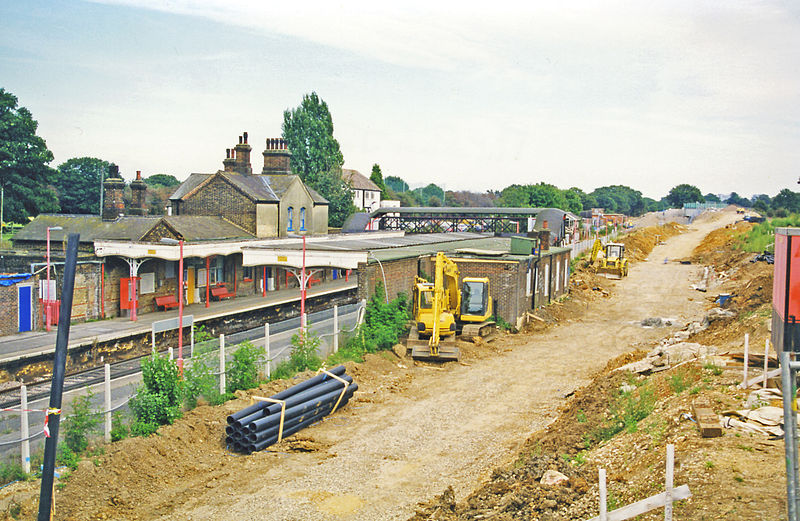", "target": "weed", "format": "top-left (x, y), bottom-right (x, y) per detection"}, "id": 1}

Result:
top-left (736, 444), bottom-right (754, 452)
top-left (689, 386), bottom-right (702, 395)
top-left (110, 411), bottom-right (130, 442)
top-left (56, 445), bottom-right (79, 471)
top-left (62, 388), bottom-right (101, 454)
top-left (8, 499), bottom-right (21, 519)
top-left (702, 362), bottom-right (723, 376)
top-left (494, 315), bottom-right (513, 332)
top-left (576, 409), bottom-right (587, 423)
top-left (0, 460), bottom-right (28, 486)
top-left (705, 460), bottom-right (715, 469)
top-left (607, 491), bottom-right (620, 511)
top-left (734, 475), bottom-right (744, 483)
top-left (183, 355), bottom-right (221, 408)
top-left (668, 368), bottom-right (691, 394)
top-left (193, 324), bottom-right (213, 342)
top-left (590, 382), bottom-right (656, 443)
